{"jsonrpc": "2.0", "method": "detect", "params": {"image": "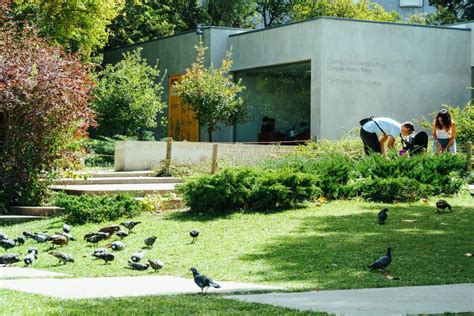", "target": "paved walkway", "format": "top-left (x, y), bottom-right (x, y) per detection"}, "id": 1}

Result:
top-left (226, 283), bottom-right (474, 316)
top-left (0, 274), bottom-right (280, 299)
top-left (0, 267), bottom-right (67, 279)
